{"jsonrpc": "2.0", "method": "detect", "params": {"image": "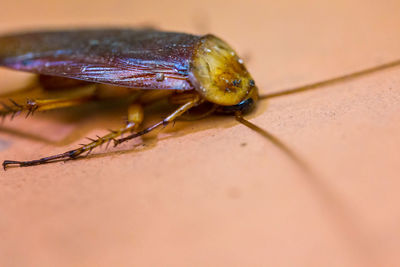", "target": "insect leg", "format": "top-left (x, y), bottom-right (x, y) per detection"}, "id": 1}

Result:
top-left (169, 92), bottom-right (217, 121)
top-left (0, 94), bottom-right (97, 119)
top-left (2, 103), bottom-right (144, 169)
top-left (114, 94), bottom-right (201, 146)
